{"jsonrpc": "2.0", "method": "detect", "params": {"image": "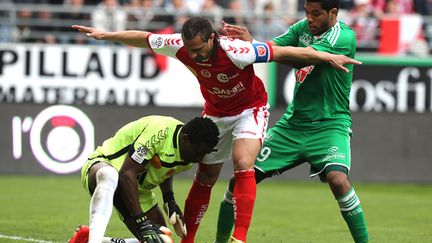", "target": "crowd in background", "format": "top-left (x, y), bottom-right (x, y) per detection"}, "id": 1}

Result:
top-left (1, 0), bottom-right (432, 54)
